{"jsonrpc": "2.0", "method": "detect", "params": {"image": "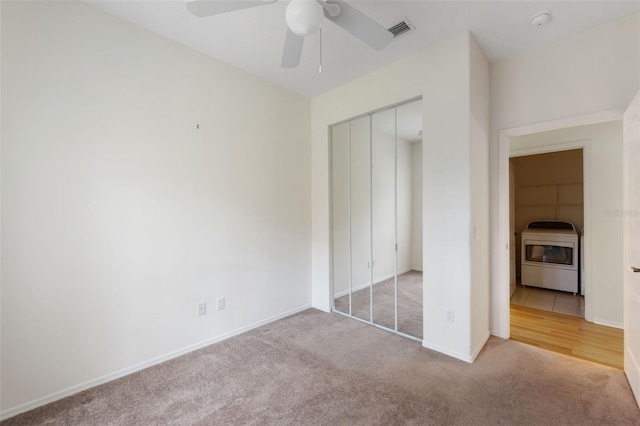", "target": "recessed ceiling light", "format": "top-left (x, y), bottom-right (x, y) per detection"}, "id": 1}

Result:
top-left (530, 10), bottom-right (552, 27)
